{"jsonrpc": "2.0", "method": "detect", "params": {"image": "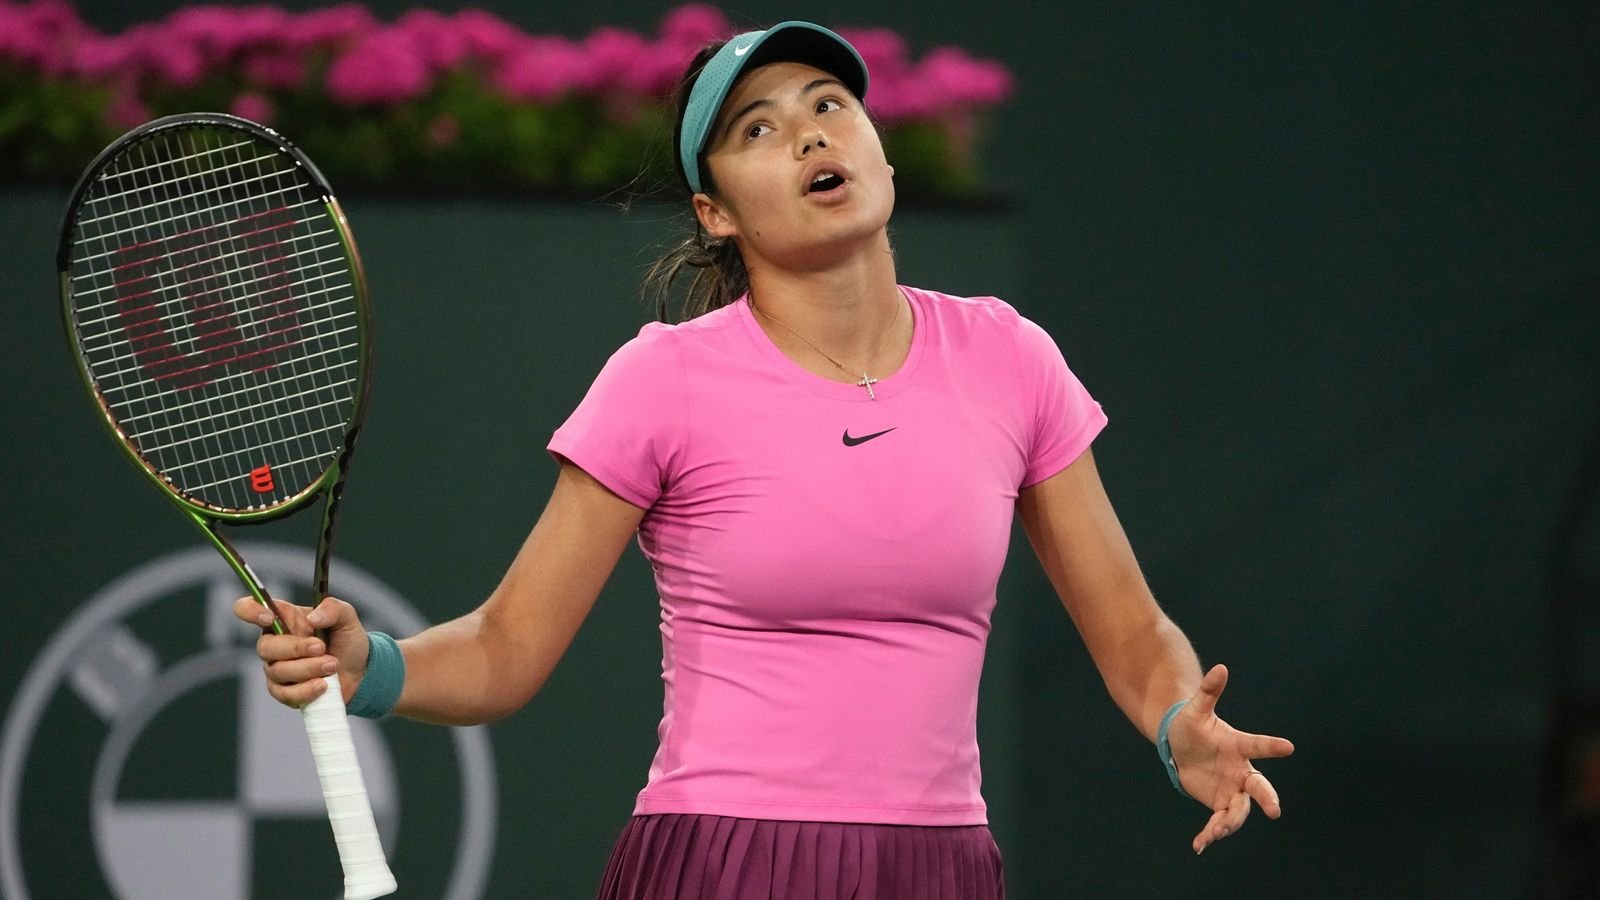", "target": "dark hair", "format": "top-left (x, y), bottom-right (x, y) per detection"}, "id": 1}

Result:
top-left (642, 40), bottom-right (750, 323)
